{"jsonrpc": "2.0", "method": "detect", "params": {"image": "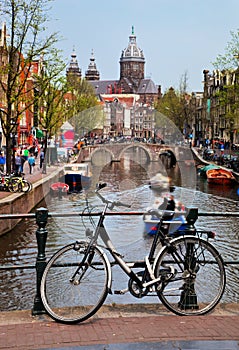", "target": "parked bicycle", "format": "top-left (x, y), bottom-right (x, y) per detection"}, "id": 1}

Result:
top-left (0, 173), bottom-right (18, 192)
top-left (40, 183), bottom-right (226, 324)
top-left (10, 175), bottom-right (32, 193)
top-left (0, 172), bottom-right (32, 193)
